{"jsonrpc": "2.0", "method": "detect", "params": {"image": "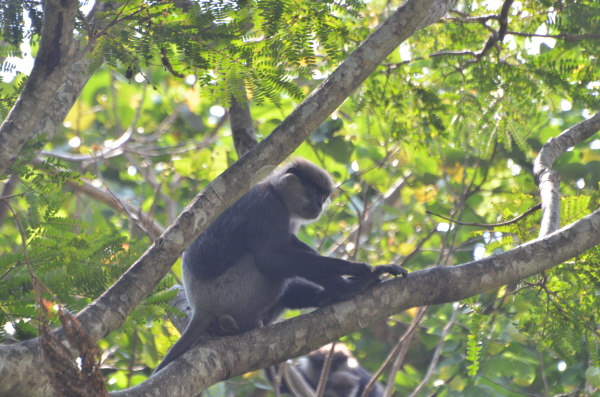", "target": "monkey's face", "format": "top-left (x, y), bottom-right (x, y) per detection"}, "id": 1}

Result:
top-left (276, 172), bottom-right (331, 221)
top-left (299, 184), bottom-right (329, 220)
top-left (308, 351), bottom-right (349, 373)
